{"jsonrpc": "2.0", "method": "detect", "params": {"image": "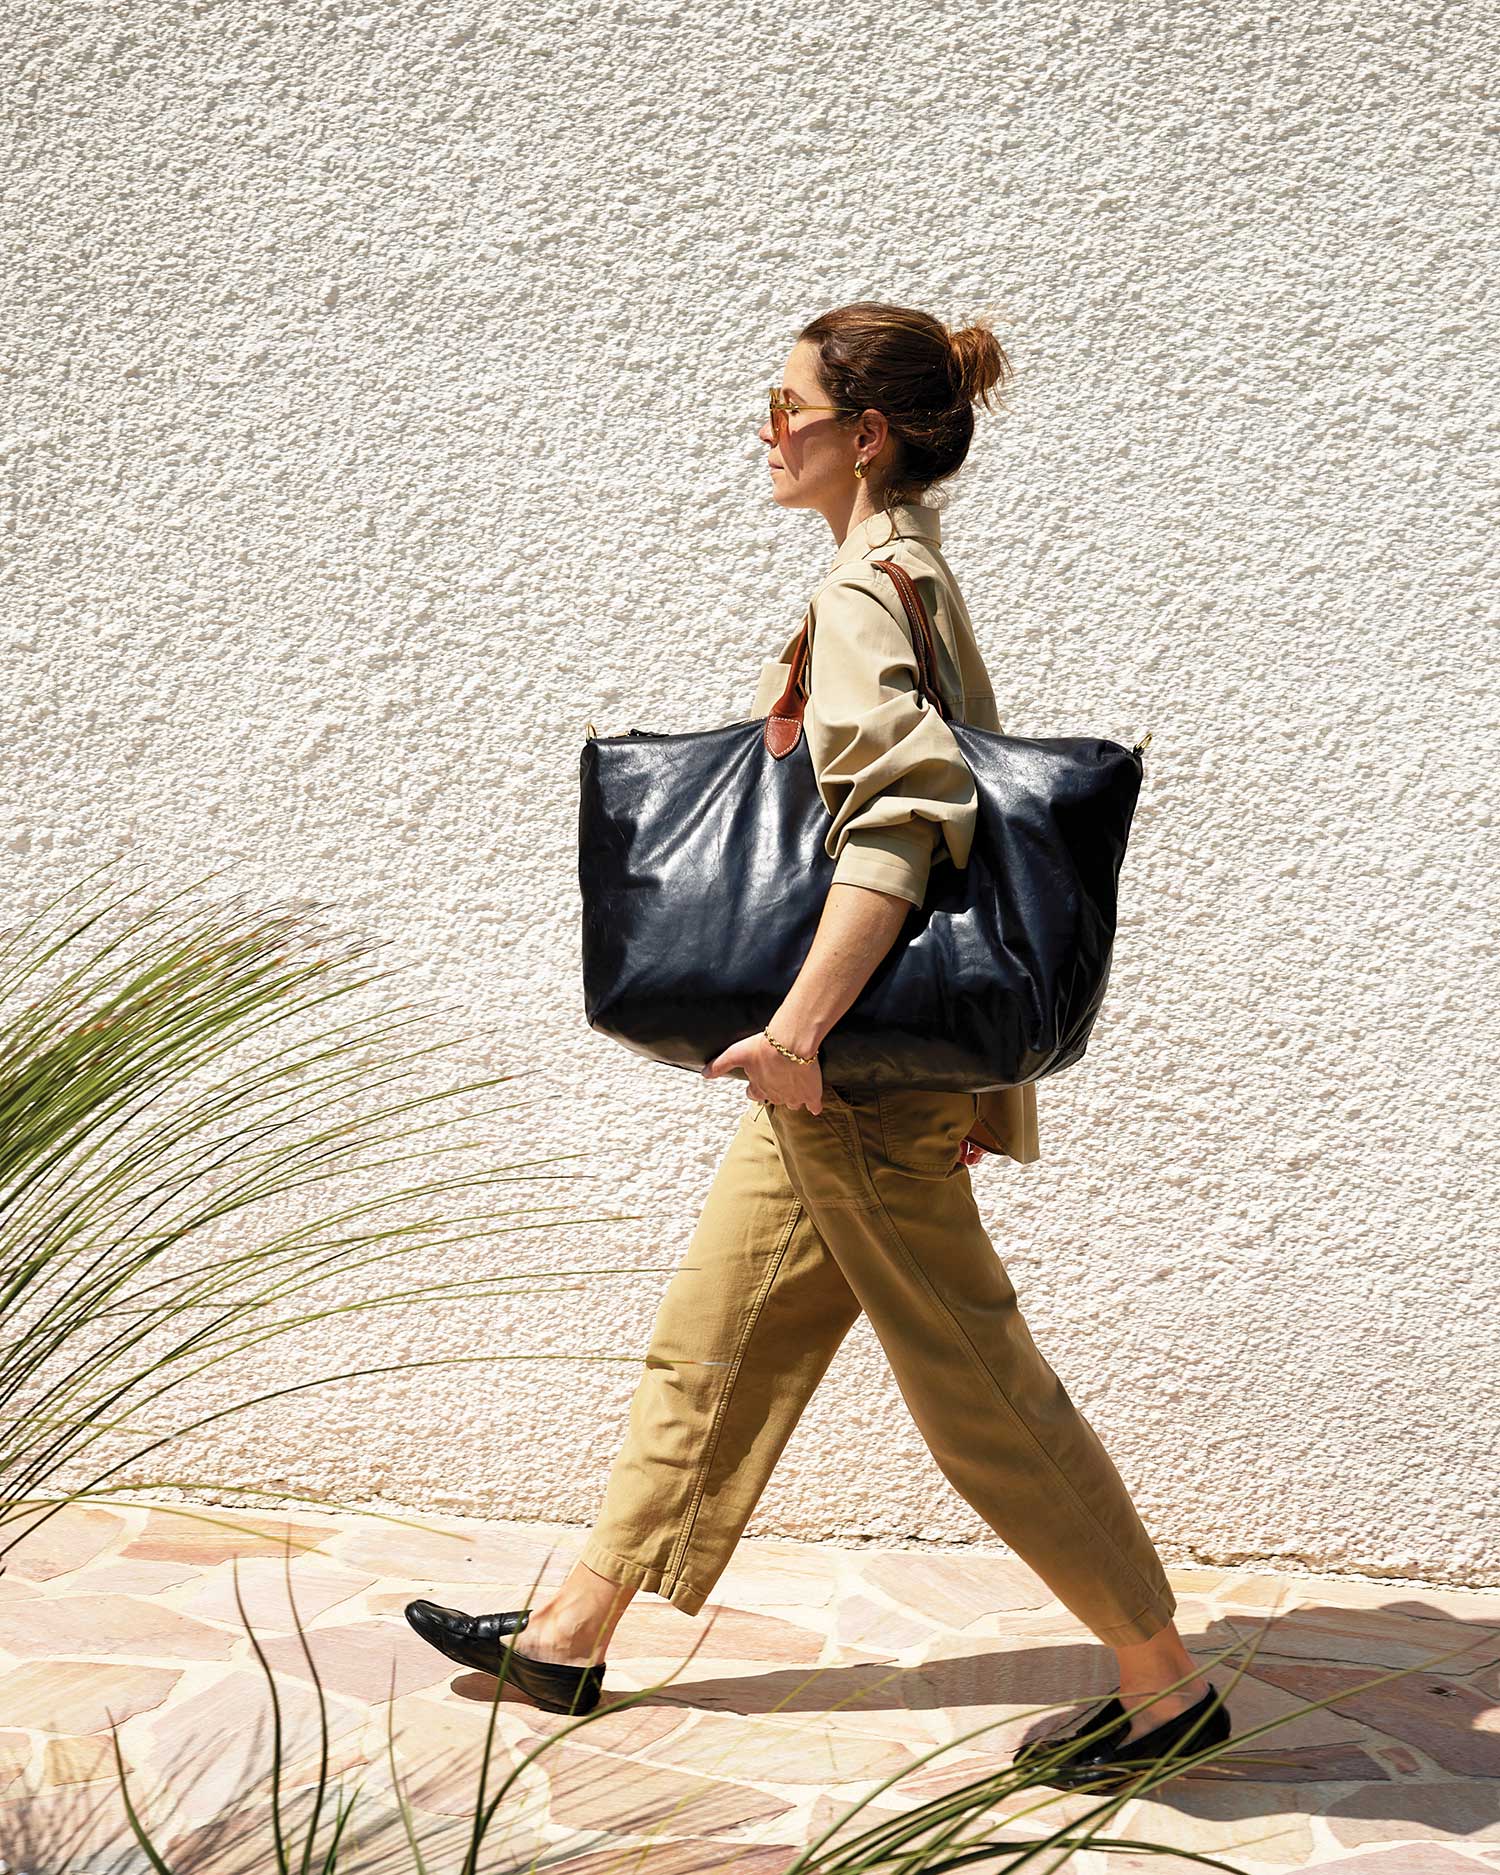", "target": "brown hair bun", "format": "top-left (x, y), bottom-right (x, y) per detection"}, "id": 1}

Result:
top-left (947, 320), bottom-right (1010, 411)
